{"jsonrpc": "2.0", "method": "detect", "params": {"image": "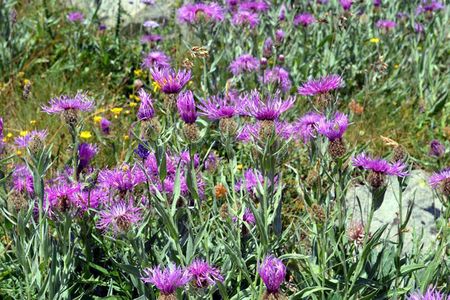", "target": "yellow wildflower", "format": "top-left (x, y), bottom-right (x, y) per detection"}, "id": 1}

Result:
top-left (93, 116), bottom-right (103, 123)
top-left (17, 72), bottom-right (24, 78)
top-left (369, 38), bottom-right (380, 44)
top-left (130, 94), bottom-right (140, 102)
top-left (30, 120), bottom-right (37, 126)
top-left (237, 164), bottom-right (243, 171)
top-left (16, 150), bottom-right (22, 156)
top-left (152, 81), bottom-right (161, 93)
top-left (6, 133), bottom-right (13, 138)
top-left (23, 79), bottom-right (31, 85)
top-left (134, 69), bottom-right (144, 78)
top-left (129, 102), bottom-right (138, 108)
top-left (111, 107), bottom-right (123, 118)
top-left (125, 110), bottom-right (131, 115)
top-left (394, 64), bottom-right (399, 69)
top-left (20, 130), bottom-right (29, 137)
top-left (123, 135), bottom-right (129, 141)
top-left (80, 131), bottom-right (92, 139)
